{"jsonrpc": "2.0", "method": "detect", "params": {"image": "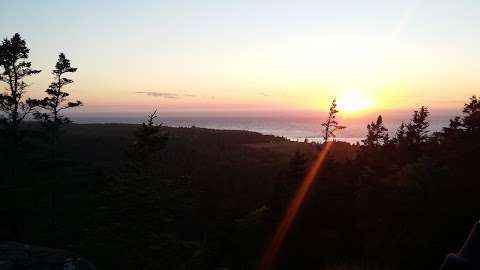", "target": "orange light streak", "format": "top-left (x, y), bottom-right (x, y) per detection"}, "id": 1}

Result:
top-left (257, 141), bottom-right (333, 270)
